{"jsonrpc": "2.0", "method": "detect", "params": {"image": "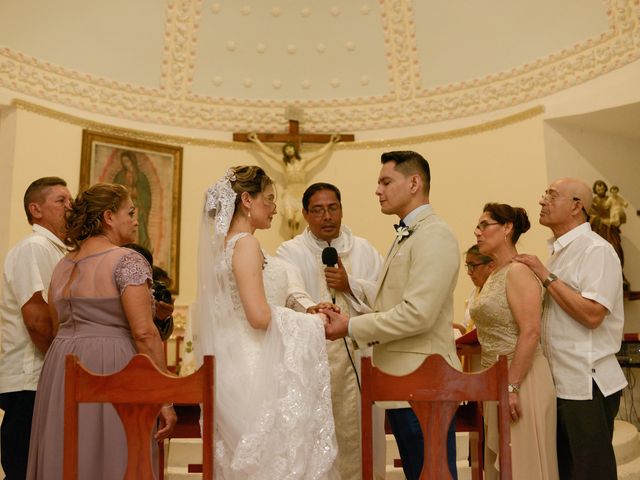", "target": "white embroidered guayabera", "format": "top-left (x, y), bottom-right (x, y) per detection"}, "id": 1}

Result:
top-left (193, 168), bottom-right (338, 479)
